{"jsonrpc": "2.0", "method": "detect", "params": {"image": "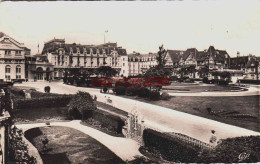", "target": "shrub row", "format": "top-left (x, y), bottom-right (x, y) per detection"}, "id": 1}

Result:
top-left (238, 79), bottom-right (260, 85)
top-left (197, 136), bottom-right (260, 163)
top-left (143, 129), bottom-right (260, 163)
top-left (113, 86), bottom-right (170, 101)
top-left (14, 95), bottom-right (73, 109)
